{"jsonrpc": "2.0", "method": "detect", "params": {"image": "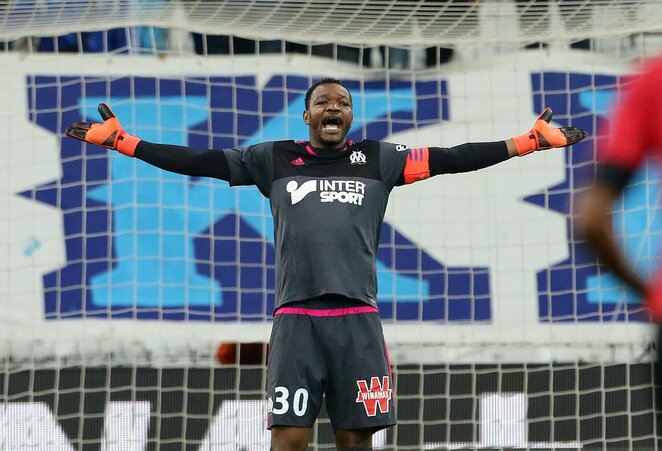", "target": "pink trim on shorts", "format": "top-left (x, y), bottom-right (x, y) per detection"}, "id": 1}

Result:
top-left (275, 305), bottom-right (378, 316)
top-left (384, 339), bottom-right (394, 406)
